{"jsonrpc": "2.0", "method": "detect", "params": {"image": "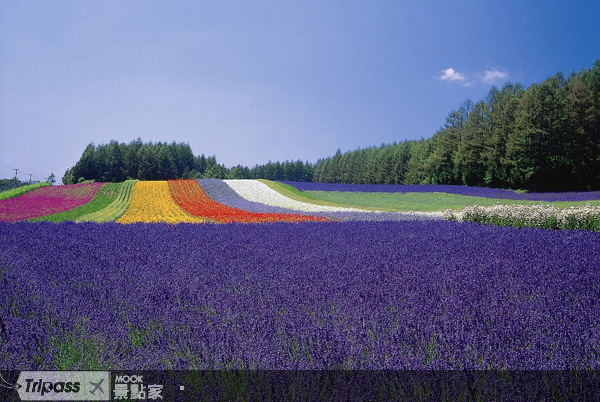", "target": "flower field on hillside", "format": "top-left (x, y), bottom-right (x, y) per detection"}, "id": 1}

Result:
top-left (1, 178), bottom-right (600, 379)
top-left (1, 221), bottom-right (599, 370)
top-left (0, 183), bottom-right (103, 222)
top-left (2, 179), bottom-right (600, 228)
